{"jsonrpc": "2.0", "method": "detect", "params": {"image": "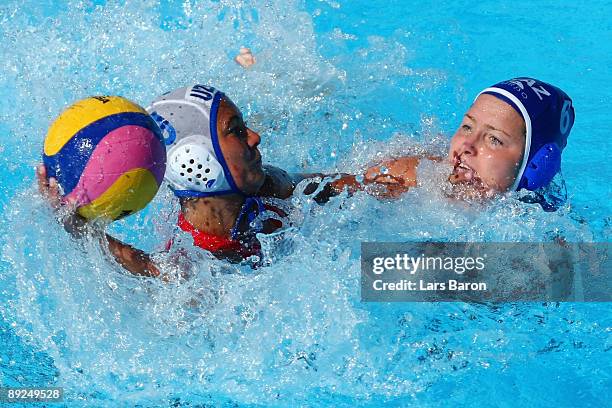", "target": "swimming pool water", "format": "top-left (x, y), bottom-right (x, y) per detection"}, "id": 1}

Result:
top-left (0, 0), bottom-right (610, 406)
